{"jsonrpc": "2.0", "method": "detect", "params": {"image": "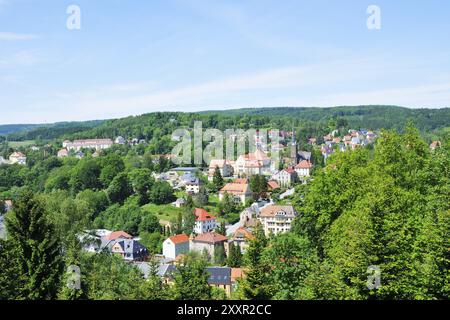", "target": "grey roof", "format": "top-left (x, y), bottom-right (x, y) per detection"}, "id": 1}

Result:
top-left (116, 239), bottom-right (149, 256)
top-left (206, 267), bottom-right (232, 285)
top-left (297, 151), bottom-right (312, 160)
